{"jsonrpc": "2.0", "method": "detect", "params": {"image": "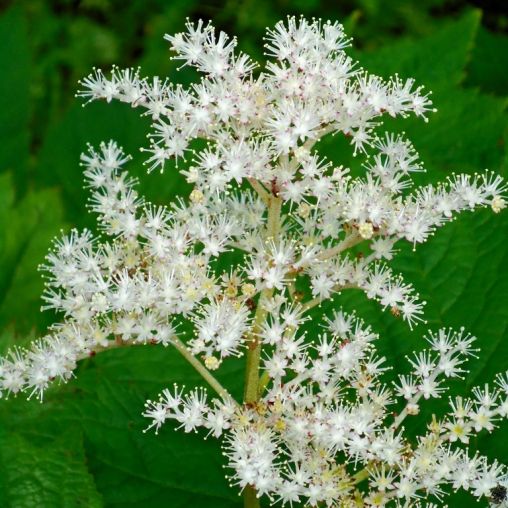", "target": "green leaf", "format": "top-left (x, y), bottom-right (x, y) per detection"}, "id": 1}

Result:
top-left (0, 174), bottom-right (65, 335)
top-left (0, 6), bottom-right (31, 185)
top-left (0, 174), bottom-right (64, 334)
top-left (3, 347), bottom-right (243, 508)
top-left (351, 9), bottom-right (481, 89)
top-left (0, 426), bottom-right (102, 508)
top-left (0, 173), bottom-right (64, 334)
top-left (466, 26), bottom-right (508, 96)
top-left (404, 89), bottom-right (507, 175)
top-left (36, 101), bottom-right (191, 230)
